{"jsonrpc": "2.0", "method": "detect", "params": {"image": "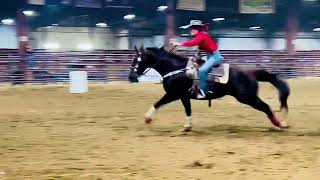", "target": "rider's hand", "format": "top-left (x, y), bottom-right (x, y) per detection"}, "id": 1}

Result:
top-left (169, 38), bottom-right (181, 46)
